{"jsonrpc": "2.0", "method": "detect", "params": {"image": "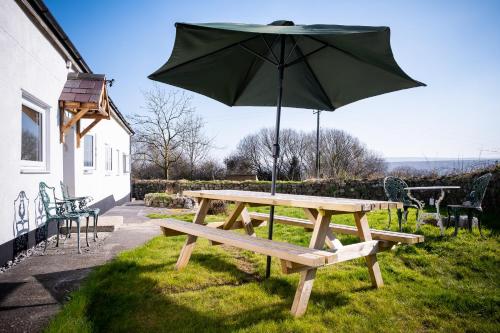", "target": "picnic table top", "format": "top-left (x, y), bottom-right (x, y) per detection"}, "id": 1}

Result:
top-left (183, 190), bottom-right (402, 212)
top-left (404, 186), bottom-right (461, 191)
